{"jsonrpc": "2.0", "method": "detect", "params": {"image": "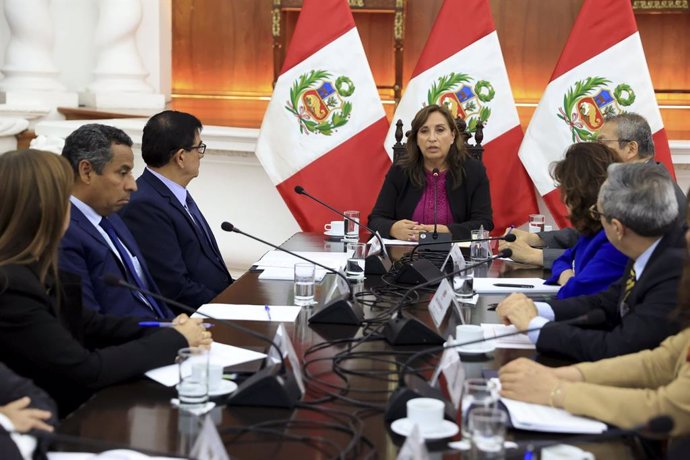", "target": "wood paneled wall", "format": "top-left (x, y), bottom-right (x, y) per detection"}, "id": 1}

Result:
top-left (171, 0), bottom-right (690, 137)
